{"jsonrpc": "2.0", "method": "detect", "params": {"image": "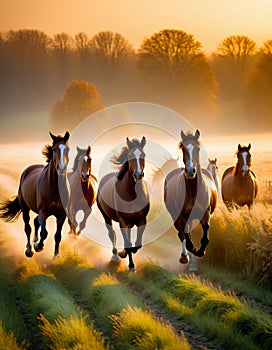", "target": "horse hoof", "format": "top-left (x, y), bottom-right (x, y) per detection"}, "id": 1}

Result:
top-left (25, 250), bottom-right (34, 258)
top-left (118, 250), bottom-right (127, 258)
top-left (179, 255), bottom-right (189, 264)
top-left (34, 243), bottom-right (43, 252)
top-left (129, 266), bottom-right (136, 273)
top-left (194, 249), bottom-right (205, 257)
top-left (111, 254), bottom-right (121, 262)
top-left (131, 245), bottom-right (142, 254)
